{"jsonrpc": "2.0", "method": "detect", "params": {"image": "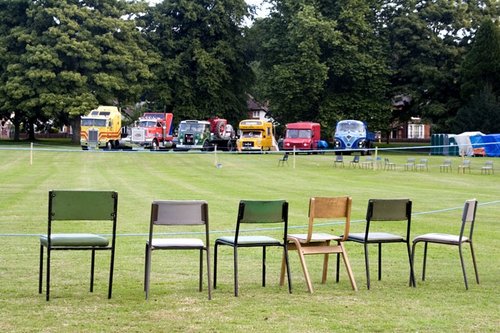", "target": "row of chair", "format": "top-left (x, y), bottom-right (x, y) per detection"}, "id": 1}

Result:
top-left (38, 191), bottom-right (479, 301)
